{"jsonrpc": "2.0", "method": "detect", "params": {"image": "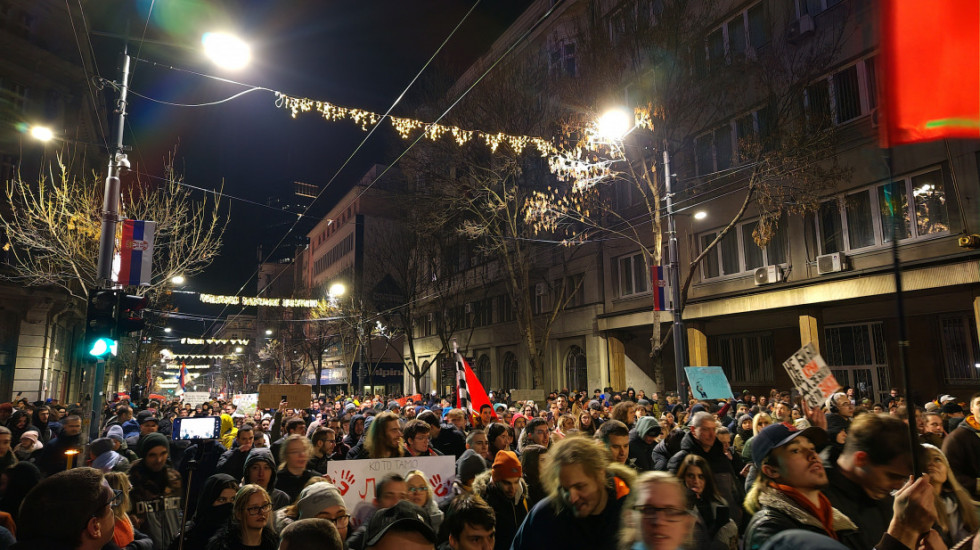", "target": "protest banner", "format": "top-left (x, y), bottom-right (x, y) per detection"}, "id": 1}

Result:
top-left (325, 455), bottom-right (455, 527)
top-left (257, 384), bottom-right (312, 410)
top-left (782, 343), bottom-right (841, 408)
top-left (684, 367), bottom-right (734, 400)
top-left (181, 392), bottom-right (211, 407)
top-left (233, 393), bottom-right (258, 415)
